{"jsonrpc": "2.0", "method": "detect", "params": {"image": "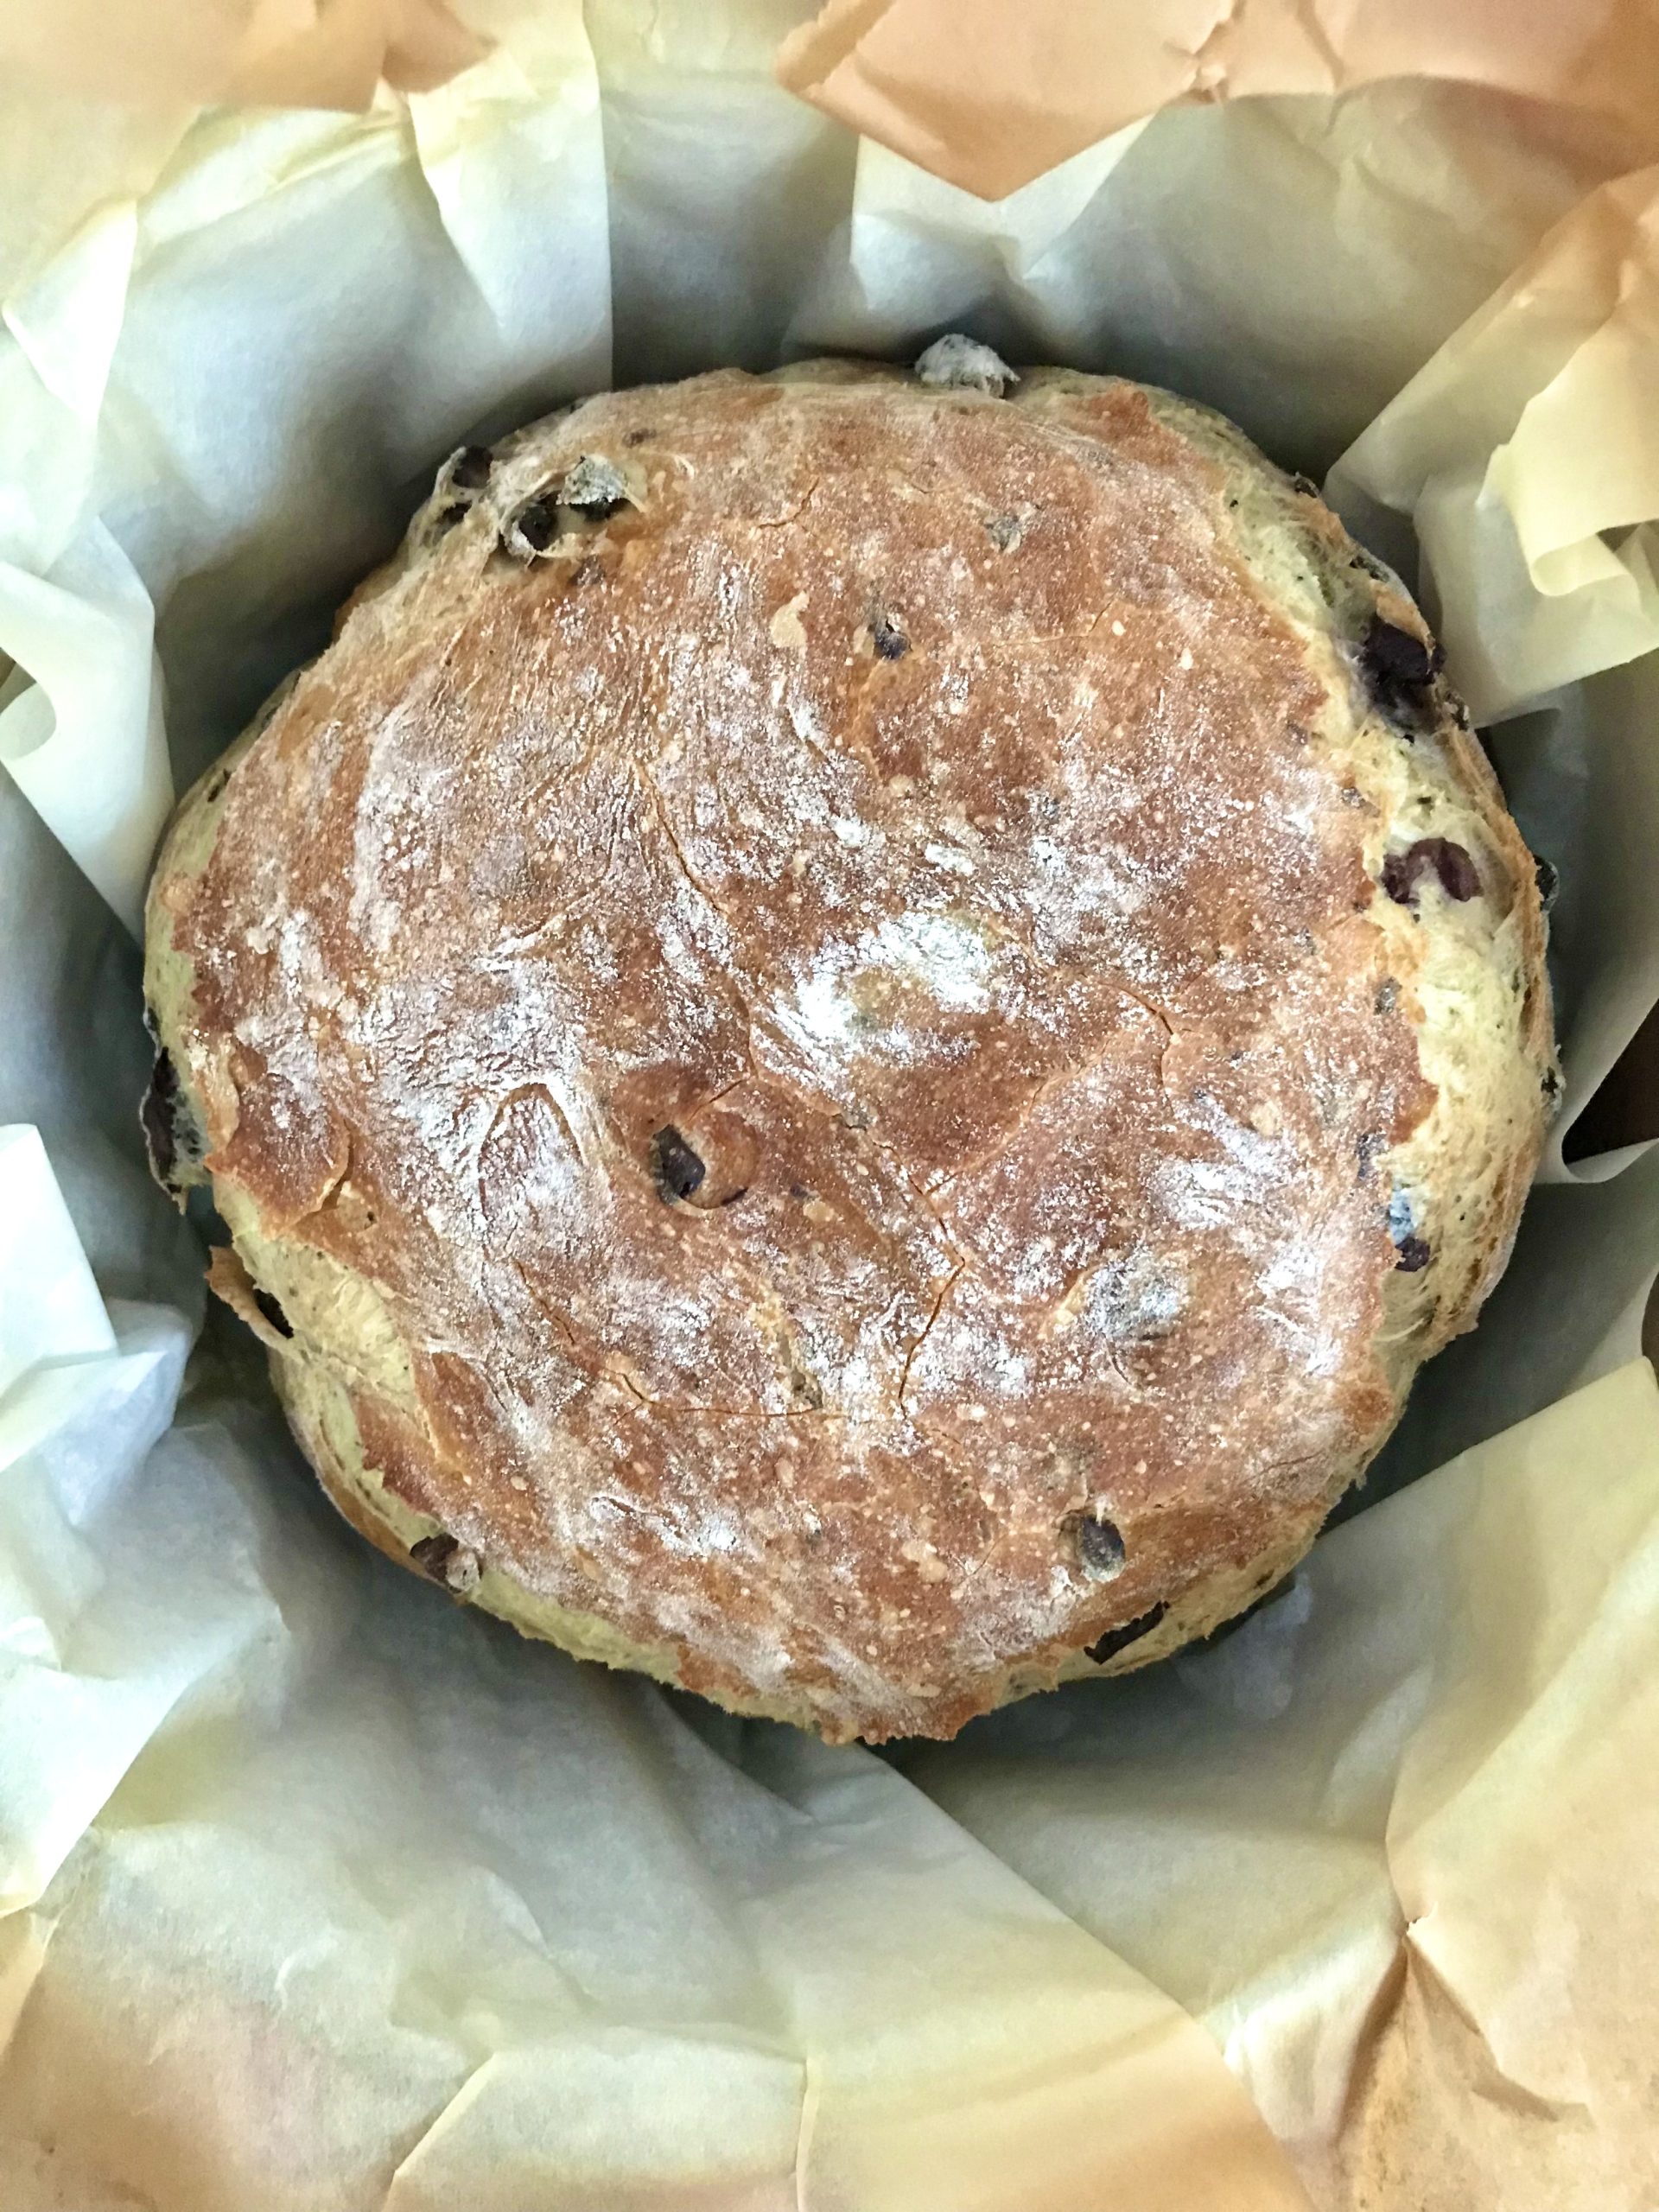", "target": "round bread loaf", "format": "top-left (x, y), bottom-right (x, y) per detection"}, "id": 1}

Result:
top-left (143, 348), bottom-right (1556, 1743)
